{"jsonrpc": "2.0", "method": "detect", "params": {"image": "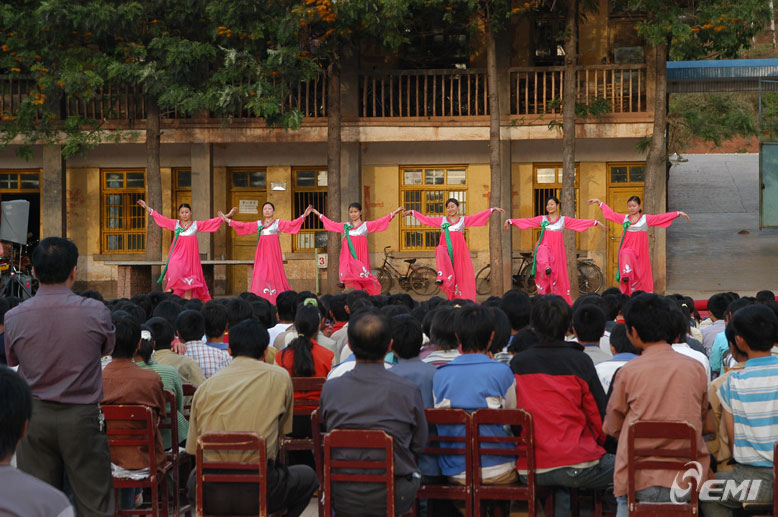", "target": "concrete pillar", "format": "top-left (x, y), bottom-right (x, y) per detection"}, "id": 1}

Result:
top-left (497, 29), bottom-right (513, 291)
top-left (191, 143), bottom-right (213, 258)
top-left (42, 145), bottom-right (66, 238)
